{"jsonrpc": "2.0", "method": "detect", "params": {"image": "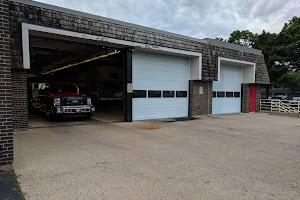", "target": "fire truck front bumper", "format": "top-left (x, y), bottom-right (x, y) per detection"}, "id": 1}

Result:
top-left (53, 105), bottom-right (95, 114)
